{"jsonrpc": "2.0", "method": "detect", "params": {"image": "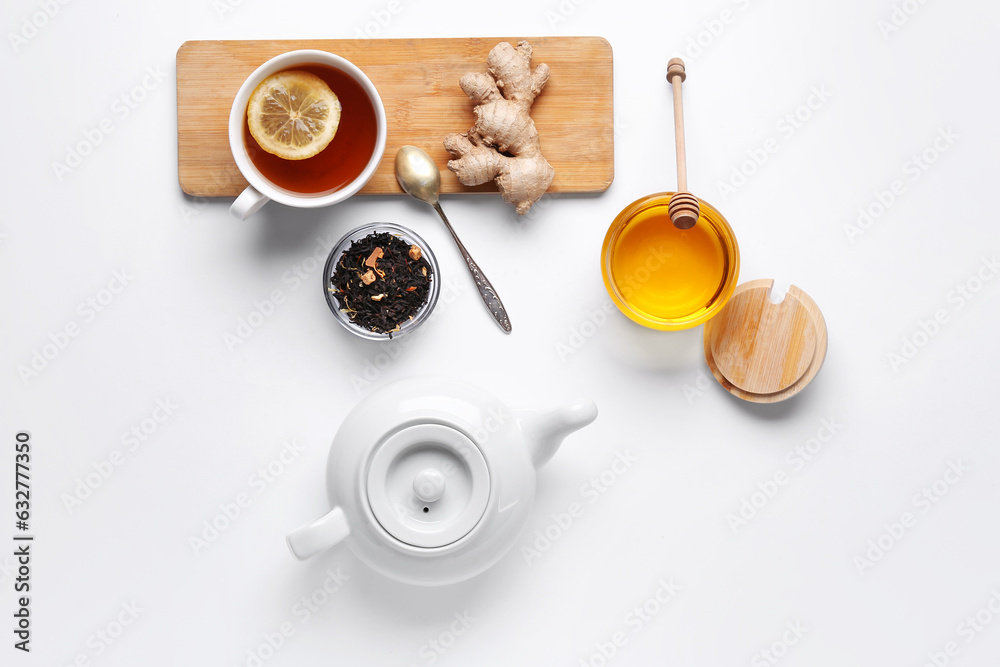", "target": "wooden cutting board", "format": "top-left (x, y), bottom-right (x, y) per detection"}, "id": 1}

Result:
top-left (176, 37), bottom-right (614, 198)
